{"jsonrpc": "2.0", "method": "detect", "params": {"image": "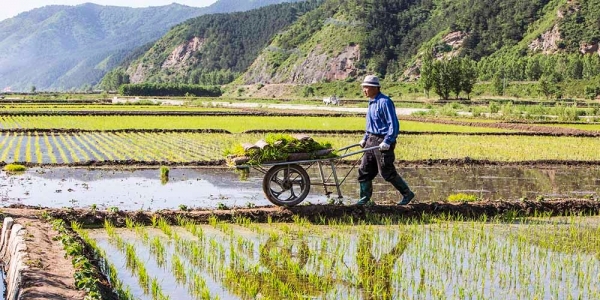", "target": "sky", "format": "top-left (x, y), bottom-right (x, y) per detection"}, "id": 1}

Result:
top-left (0, 0), bottom-right (219, 21)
